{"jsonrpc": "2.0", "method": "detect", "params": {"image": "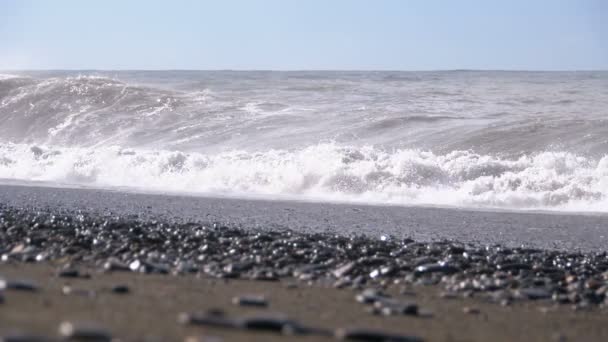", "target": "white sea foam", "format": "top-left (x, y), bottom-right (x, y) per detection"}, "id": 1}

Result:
top-left (0, 74), bottom-right (21, 80)
top-left (0, 142), bottom-right (606, 212)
